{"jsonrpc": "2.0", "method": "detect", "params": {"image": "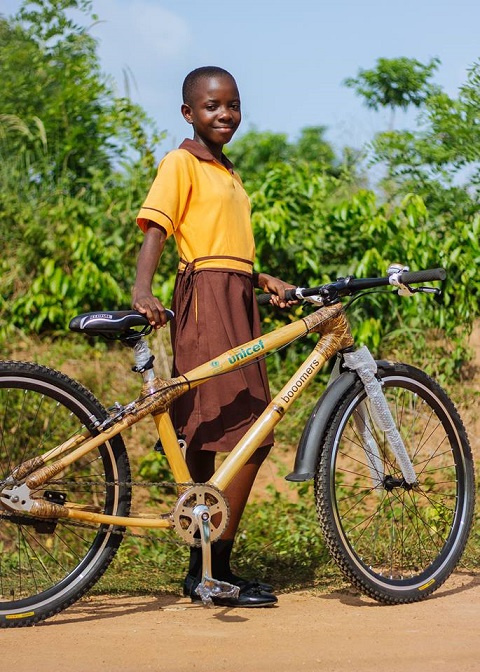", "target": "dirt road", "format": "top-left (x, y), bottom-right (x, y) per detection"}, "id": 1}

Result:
top-left (2, 572), bottom-right (479, 672)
